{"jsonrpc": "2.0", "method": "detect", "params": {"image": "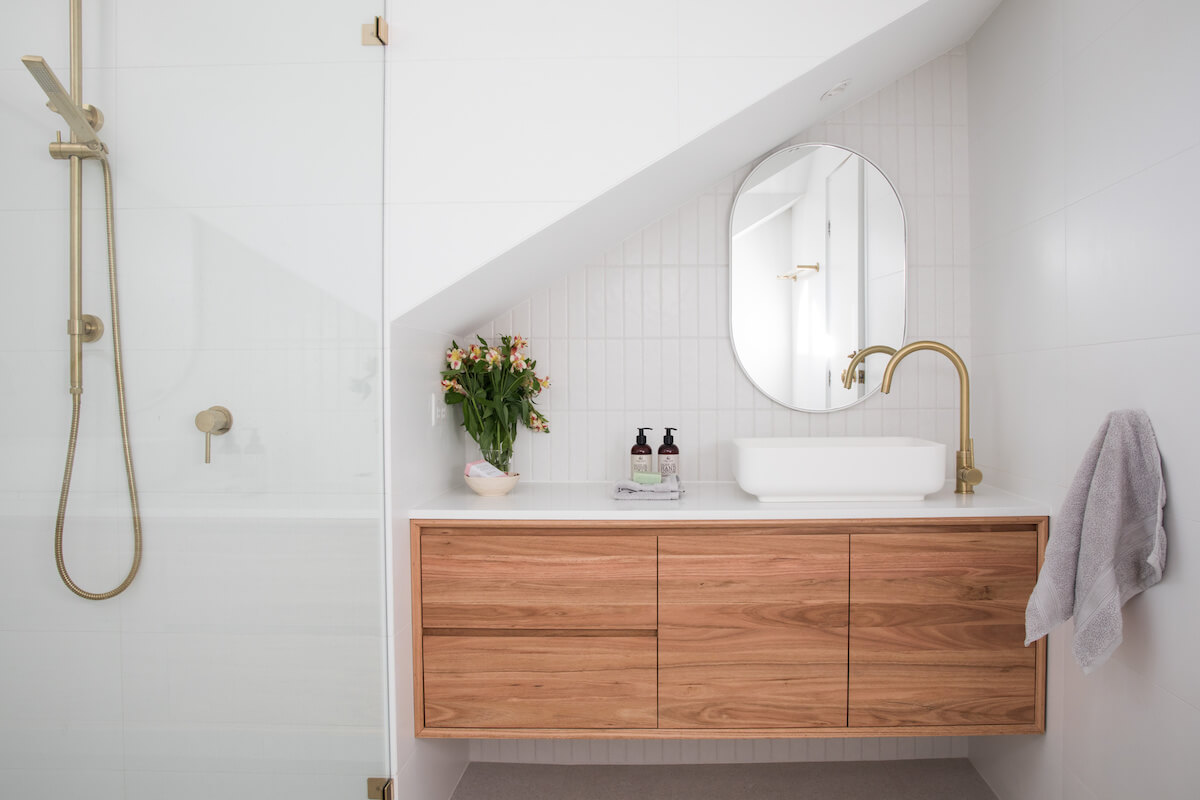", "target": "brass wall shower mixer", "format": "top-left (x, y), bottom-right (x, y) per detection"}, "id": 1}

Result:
top-left (23, 1), bottom-right (143, 601)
